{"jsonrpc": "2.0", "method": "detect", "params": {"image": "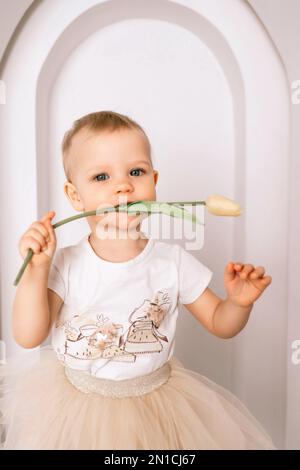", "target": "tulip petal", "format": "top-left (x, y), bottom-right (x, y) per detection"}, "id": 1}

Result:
top-left (205, 195), bottom-right (242, 216)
